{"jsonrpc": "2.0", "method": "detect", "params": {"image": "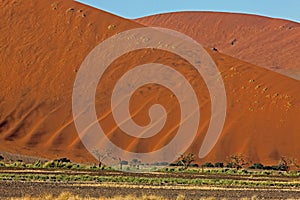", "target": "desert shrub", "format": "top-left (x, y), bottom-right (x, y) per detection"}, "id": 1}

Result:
top-left (249, 163), bottom-right (264, 169)
top-left (202, 162), bottom-right (214, 168)
top-left (176, 153), bottom-right (196, 169)
top-left (130, 158), bottom-right (141, 169)
top-left (0, 162), bottom-right (4, 167)
top-left (33, 160), bottom-right (43, 168)
top-left (43, 161), bottom-right (56, 168)
top-left (278, 164), bottom-right (289, 171)
top-left (63, 163), bottom-right (74, 169)
top-left (11, 162), bottom-right (26, 168)
top-left (152, 162), bottom-right (159, 166)
top-left (225, 169), bottom-right (237, 174)
top-left (104, 166), bottom-right (113, 171)
top-left (221, 168), bottom-right (230, 173)
top-left (262, 171), bottom-right (272, 175)
top-left (167, 168), bottom-right (175, 172)
top-left (25, 164), bottom-right (34, 168)
top-left (43, 161), bottom-right (64, 168)
top-left (262, 165), bottom-right (278, 170)
top-left (240, 169), bottom-right (248, 174)
top-left (214, 162), bottom-right (224, 168)
top-left (54, 157), bottom-right (71, 163)
top-left (120, 160), bottom-right (129, 165)
top-left (176, 167), bottom-right (184, 172)
top-left (226, 154), bottom-right (248, 170)
top-left (226, 163), bottom-right (234, 168)
top-left (89, 164), bottom-right (98, 169)
top-left (189, 163), bottom-right (199, 167)
top-left (43, 158), bottom-right (73, 169)
top-left (159, 162), bottom-right (169, 166)
top-left (72, 163), bottom-right (85, 169)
